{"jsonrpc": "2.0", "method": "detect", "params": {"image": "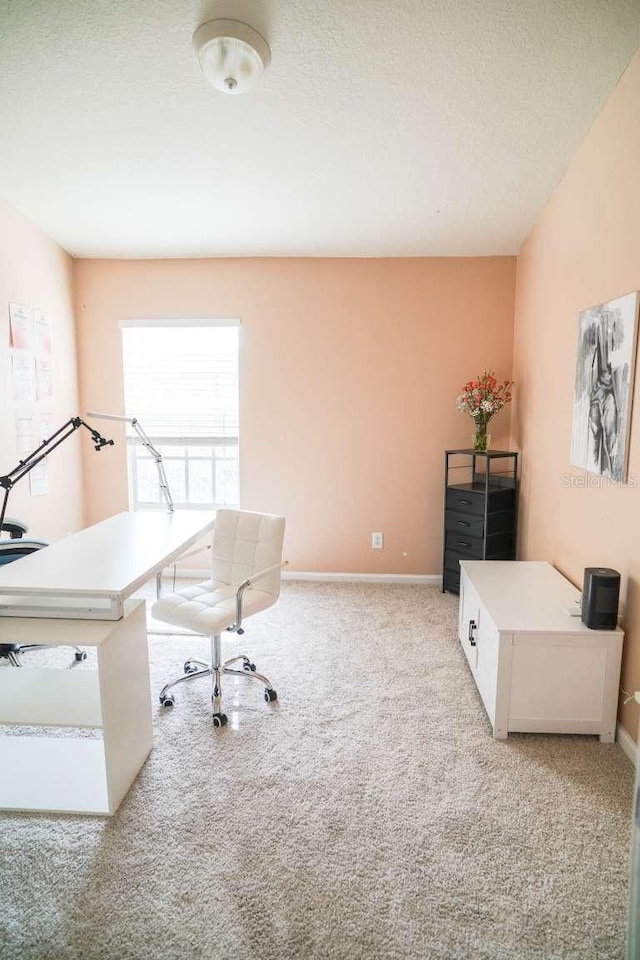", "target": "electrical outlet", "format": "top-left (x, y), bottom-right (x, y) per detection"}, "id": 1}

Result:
top-left (371, 532), bottom-right (384, 549)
